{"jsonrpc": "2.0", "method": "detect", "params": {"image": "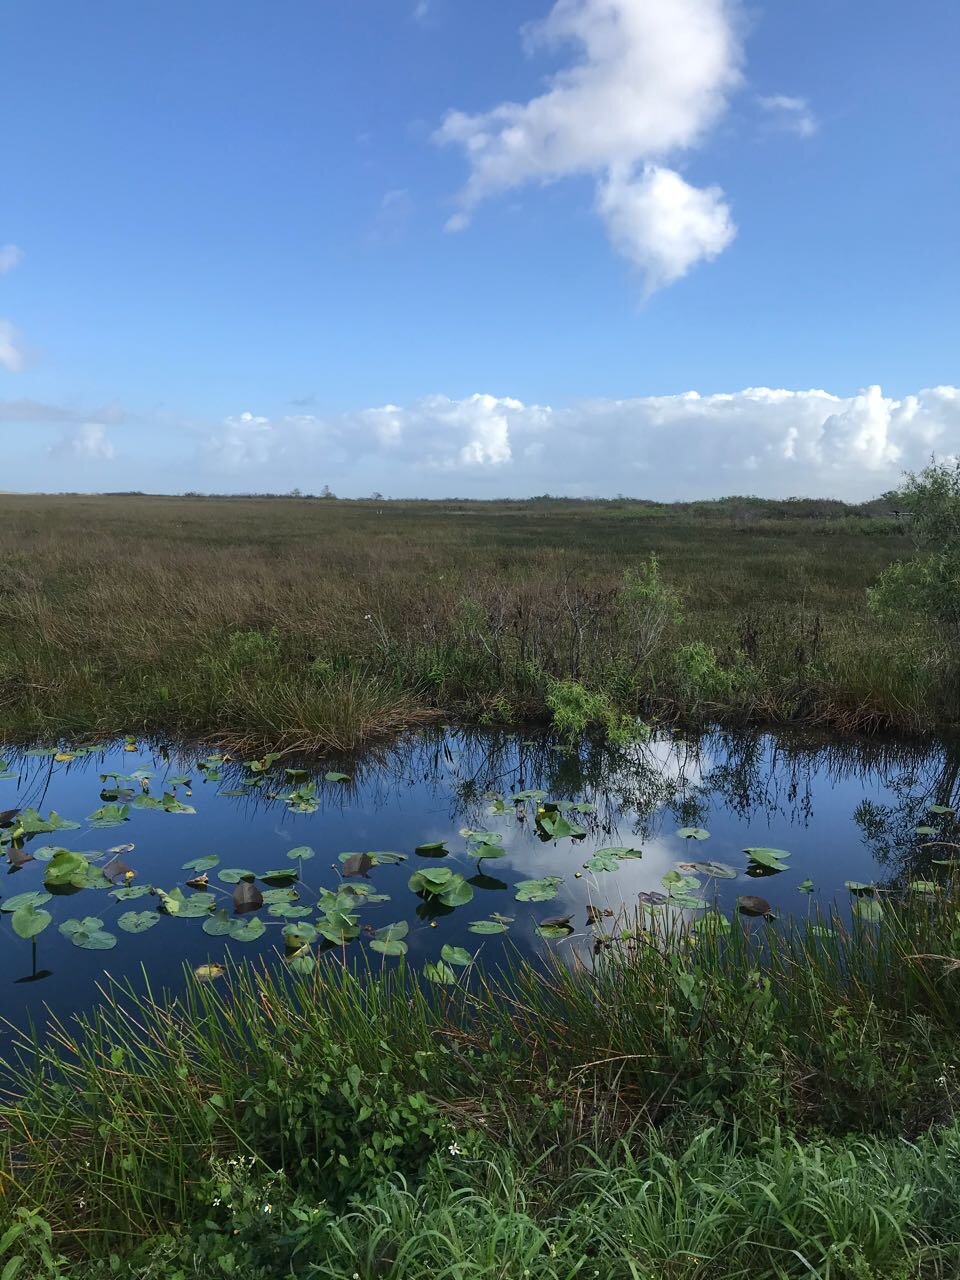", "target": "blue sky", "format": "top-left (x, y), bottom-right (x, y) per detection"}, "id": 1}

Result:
top-left (1, 0), bottom-right (958, 497)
